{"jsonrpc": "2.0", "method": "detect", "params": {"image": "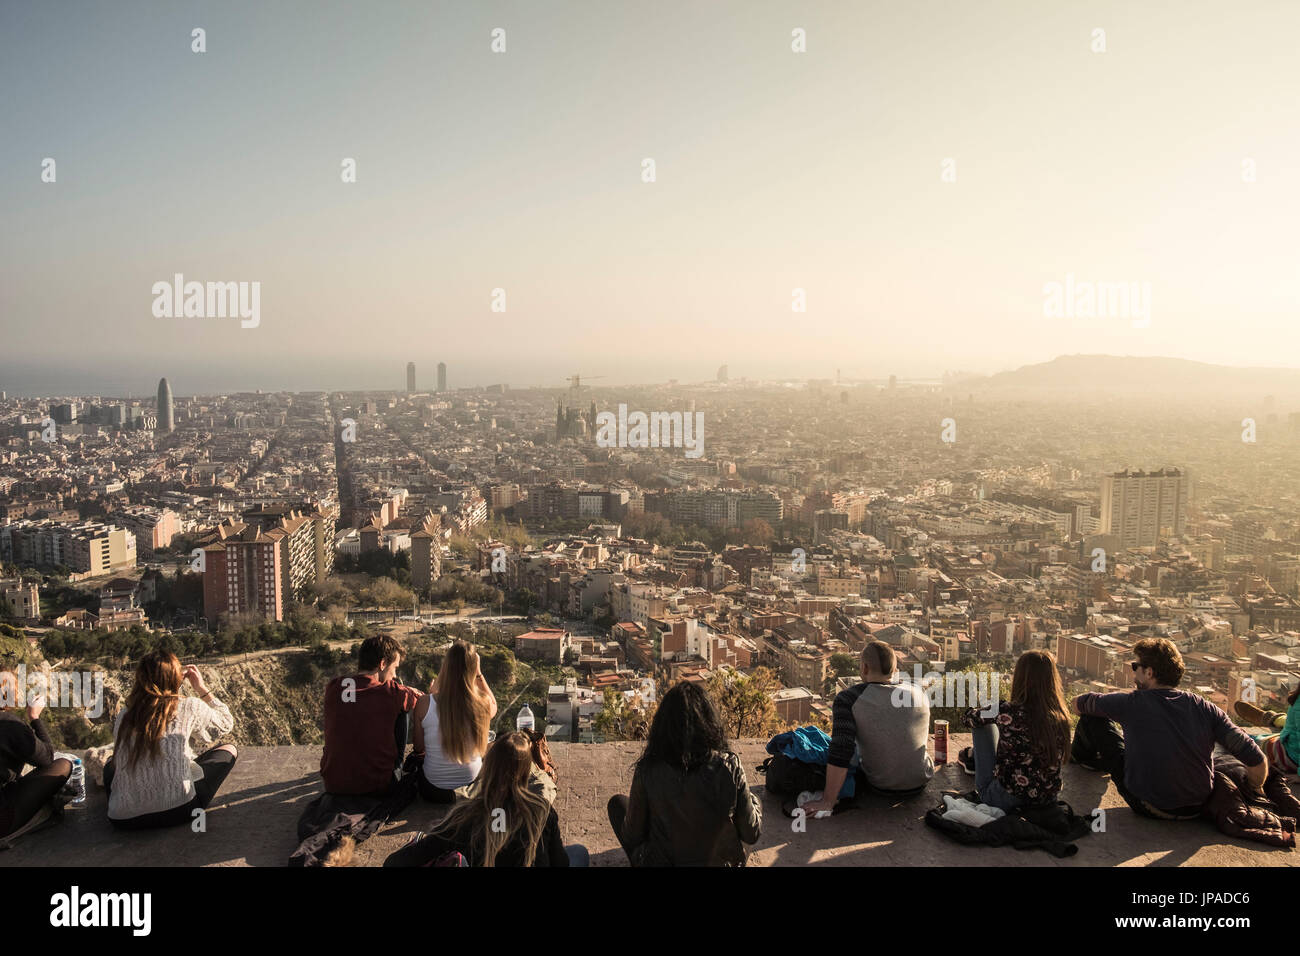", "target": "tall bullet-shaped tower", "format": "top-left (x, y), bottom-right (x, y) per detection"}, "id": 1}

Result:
top-left (157, 377), bottom-right (174, 433)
